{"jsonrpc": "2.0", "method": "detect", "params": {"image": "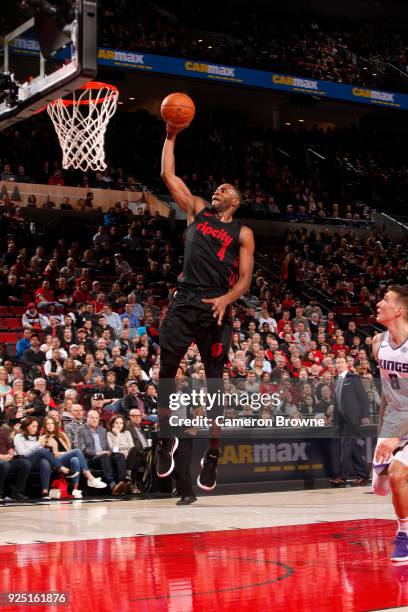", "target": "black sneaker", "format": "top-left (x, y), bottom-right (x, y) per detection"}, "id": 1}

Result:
top-left (197, 449), bottom-right (219, 491)
top-left (156, 437), bottom-right (179, 478)
top-left (176, 496), bottom-right (197, 506)
top-left (11, 492), bottom-right (29, 501)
